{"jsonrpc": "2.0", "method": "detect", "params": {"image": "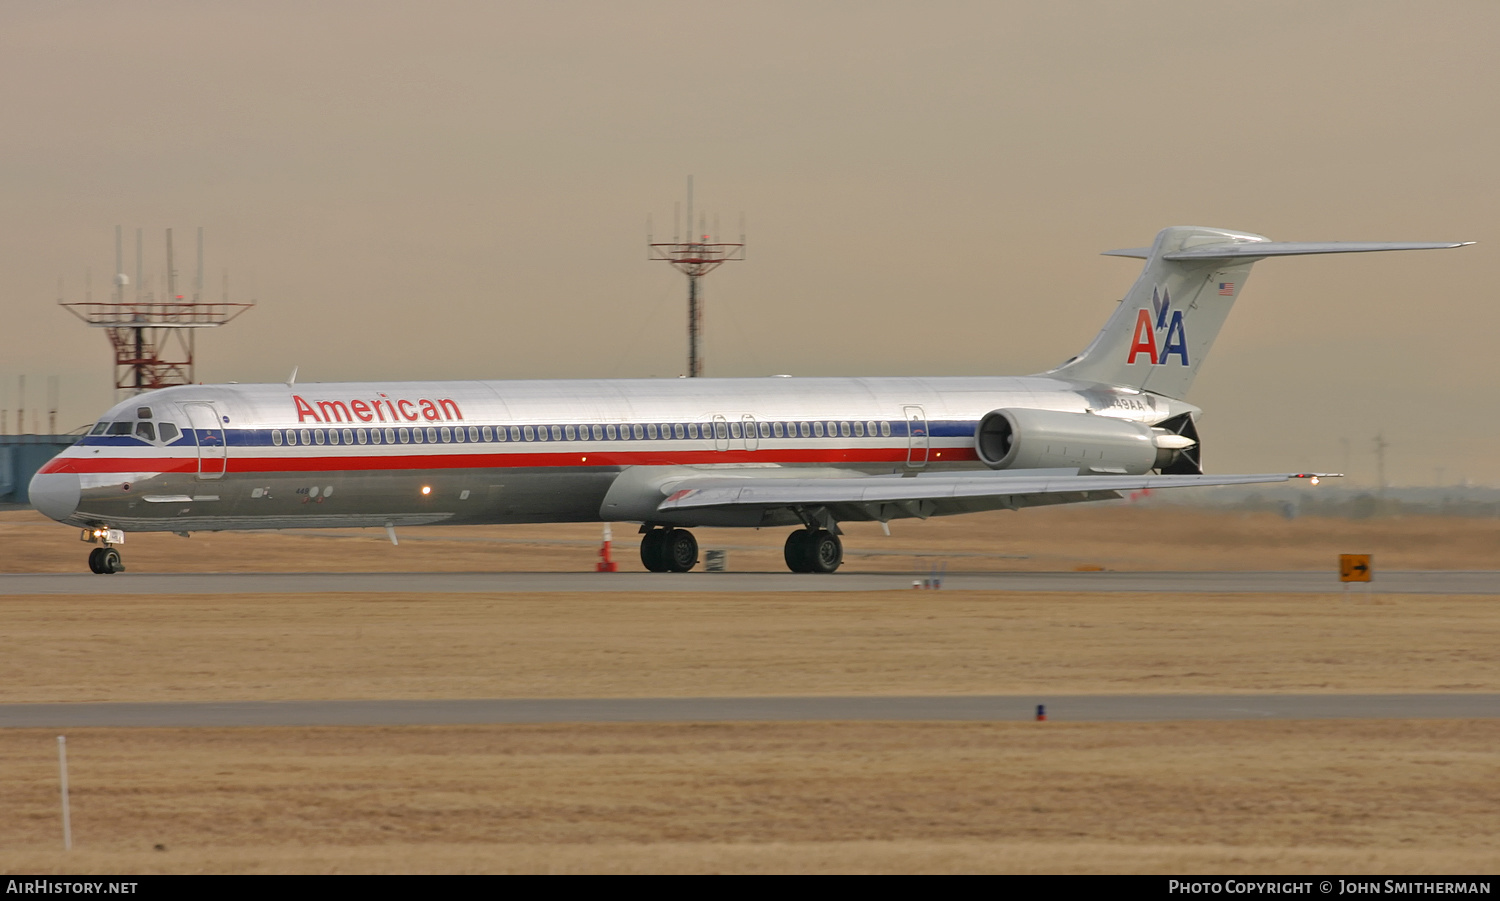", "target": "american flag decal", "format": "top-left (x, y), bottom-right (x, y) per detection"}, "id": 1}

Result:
top-left (1218, 282), bottom-right (1235, 295)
